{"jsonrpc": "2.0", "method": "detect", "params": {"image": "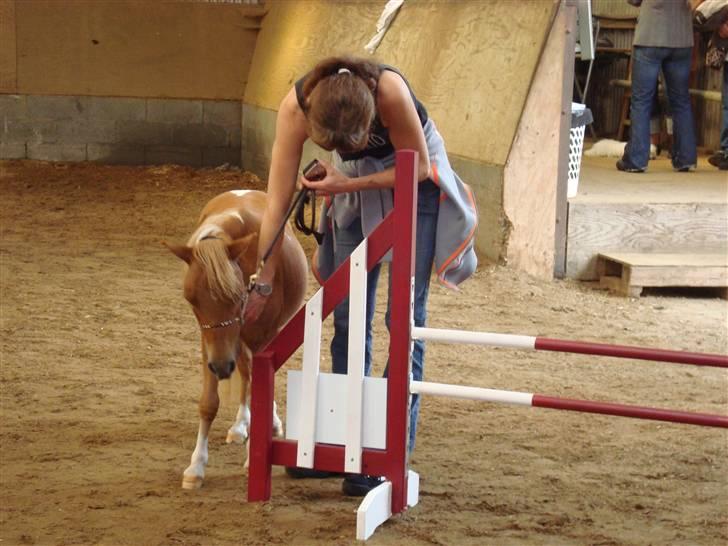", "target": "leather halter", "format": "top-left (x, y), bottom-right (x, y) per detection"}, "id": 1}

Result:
top-left (199, 315), bottom-right (242, 330)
